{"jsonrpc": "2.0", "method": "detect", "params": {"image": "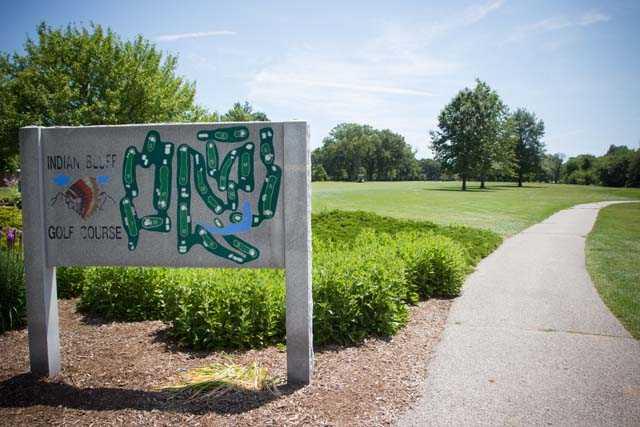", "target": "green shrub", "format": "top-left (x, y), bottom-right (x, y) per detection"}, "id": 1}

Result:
top-left (312, 210), bottom-right (439, 242)
top-left (312, 233), bottom-right (409, 345)
top-left (78, 230), bottom-right (416, 348)
top-left (76, 211), bottom-right (494, 349)
top-left (395, 232), bottom-right (466, 298)
top-left (312, 210), bottom-right (500, 266)
top-left (0, 207), bottom-right (22, 229)
top-left (57, 267), bottom-right (86, 299)
top-left (0, 186), bottom-right (21, 208)
top-left (169, 269), bottom-right (285, 349)
top-left (436, 225), bottom-right (500, 266)
top-left (0, 248), bottom-right (25, 333)
top-left (79, 267), bottom-right (173, 321)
